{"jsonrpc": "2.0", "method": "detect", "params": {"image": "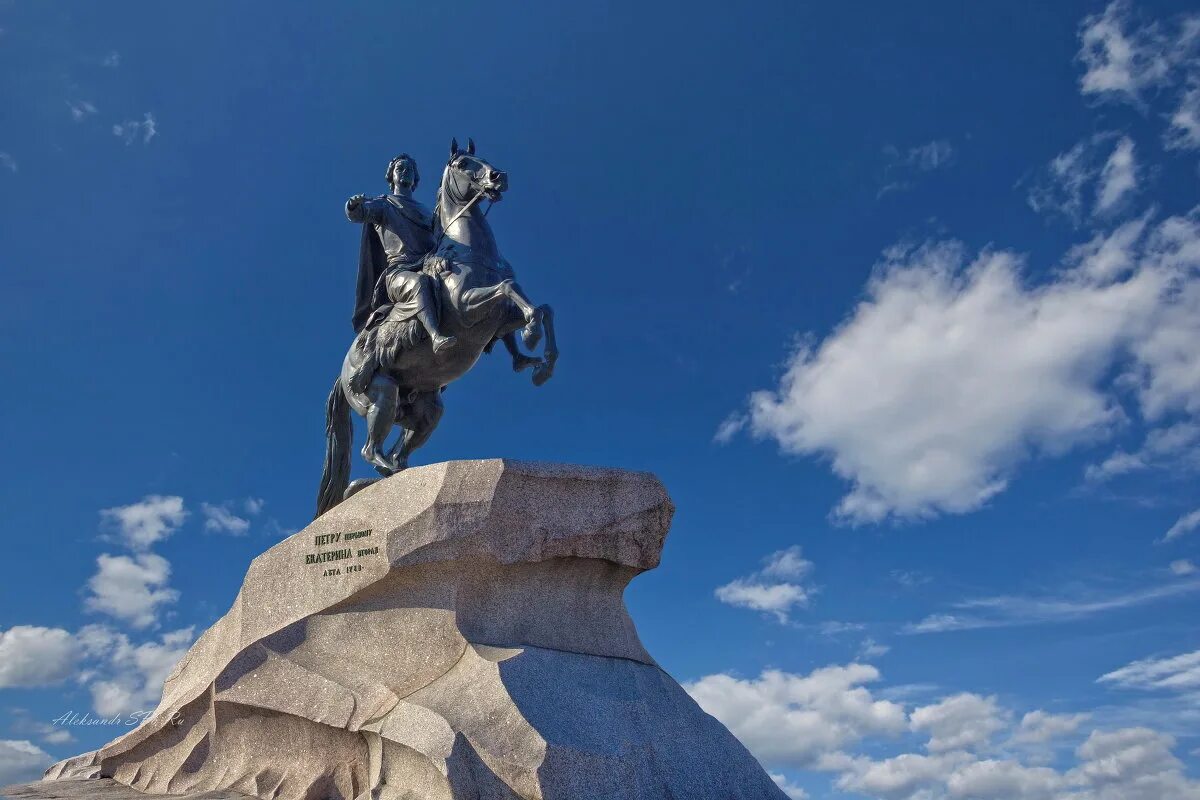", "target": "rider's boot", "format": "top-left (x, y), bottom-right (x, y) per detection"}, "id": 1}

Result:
top-left (416, 307), bottom-right (456, 354)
